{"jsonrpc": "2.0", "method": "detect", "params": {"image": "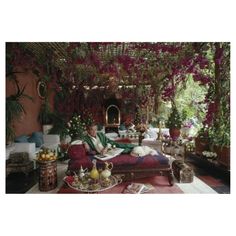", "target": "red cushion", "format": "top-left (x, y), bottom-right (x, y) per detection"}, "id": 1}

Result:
top-left (67, 144), bottom-right (86, 160)
top-left (115, 138), bottom-right (132, 144)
